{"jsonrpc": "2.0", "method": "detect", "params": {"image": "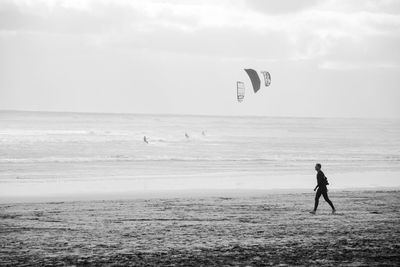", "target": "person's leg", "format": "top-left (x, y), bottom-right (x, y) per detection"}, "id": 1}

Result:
top-left (313, 189), bottom-right (322, 211)
top-left (322, 190), bottom-right (335, 210)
